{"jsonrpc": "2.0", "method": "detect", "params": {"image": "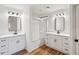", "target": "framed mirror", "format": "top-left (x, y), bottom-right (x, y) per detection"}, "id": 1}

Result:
top-left (8, 16), bottom-right (21, 34)
top-left (54, 17), bottom-right (65, 32)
